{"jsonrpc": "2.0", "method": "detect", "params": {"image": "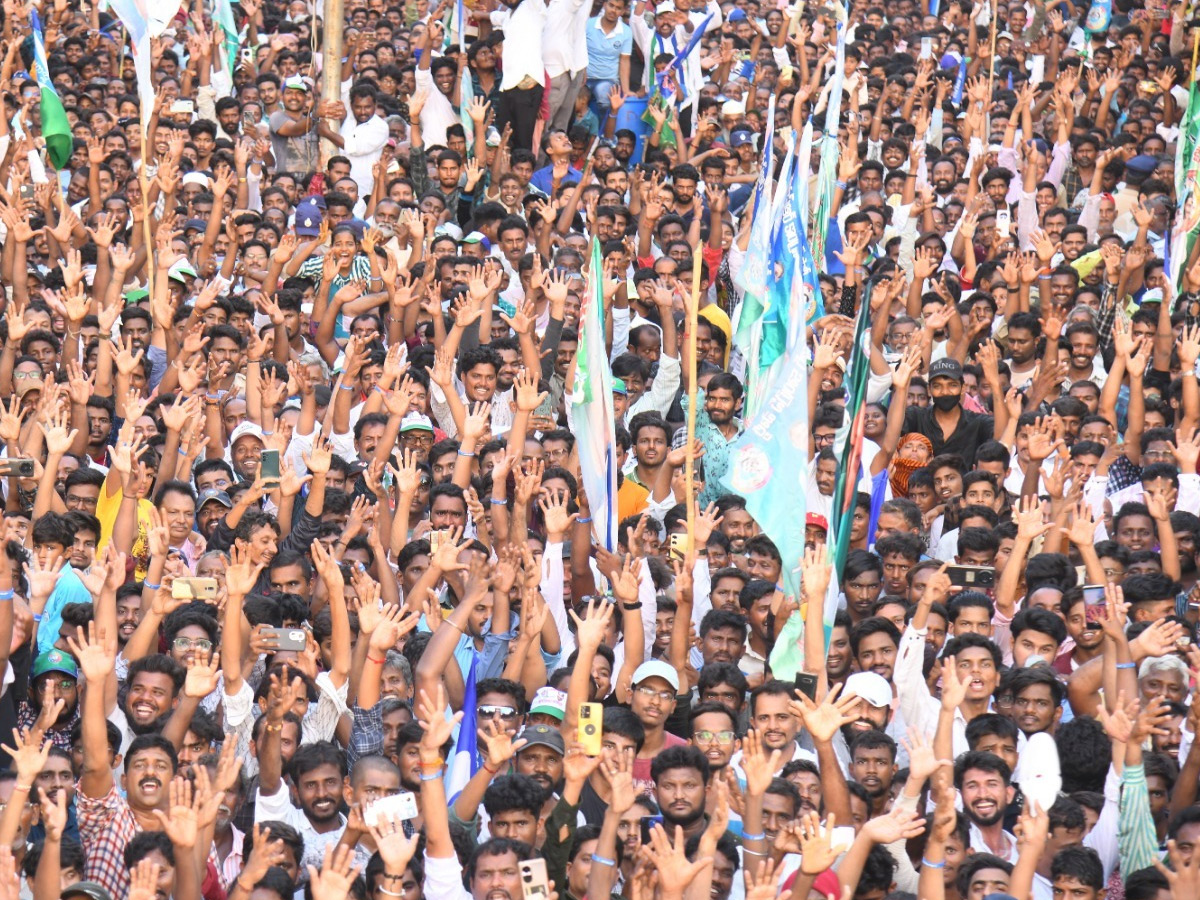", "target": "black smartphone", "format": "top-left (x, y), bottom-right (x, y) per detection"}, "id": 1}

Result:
top-left (946, 564), bottom-right (995, 589)
top-left (639, 814), bottom-right (664, 844)
top-left (795, 672), bottom-right (819, 701)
